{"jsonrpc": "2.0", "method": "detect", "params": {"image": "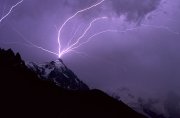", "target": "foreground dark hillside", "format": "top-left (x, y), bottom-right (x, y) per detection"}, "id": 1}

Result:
top-left (0, 48), bottom-right (146, 118)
